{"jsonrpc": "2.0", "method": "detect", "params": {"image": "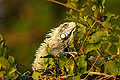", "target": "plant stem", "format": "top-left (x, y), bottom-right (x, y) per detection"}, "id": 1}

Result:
top-left (81, 21), bottom-right (96, 56)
